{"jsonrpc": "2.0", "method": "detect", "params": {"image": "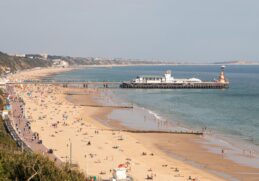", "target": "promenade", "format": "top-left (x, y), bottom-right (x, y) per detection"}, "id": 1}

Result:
top-left (6, 85), bottom-right (62, 165)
